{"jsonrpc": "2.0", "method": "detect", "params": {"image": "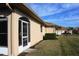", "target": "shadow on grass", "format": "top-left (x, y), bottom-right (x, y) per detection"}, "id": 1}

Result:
top-left (18, 52), bottom-right (28, 56)
top-left (31, 38), bottom-right (58, 49)
top-left (30, 40), bottom-right (43, 48)
top-left (44, 38), bottom-right (58, 40)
